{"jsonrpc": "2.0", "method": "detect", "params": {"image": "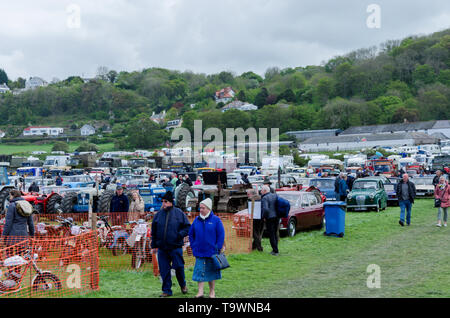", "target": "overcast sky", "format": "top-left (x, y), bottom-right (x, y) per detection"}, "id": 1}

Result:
top-left (1, 0), bottom-right (450, 81)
